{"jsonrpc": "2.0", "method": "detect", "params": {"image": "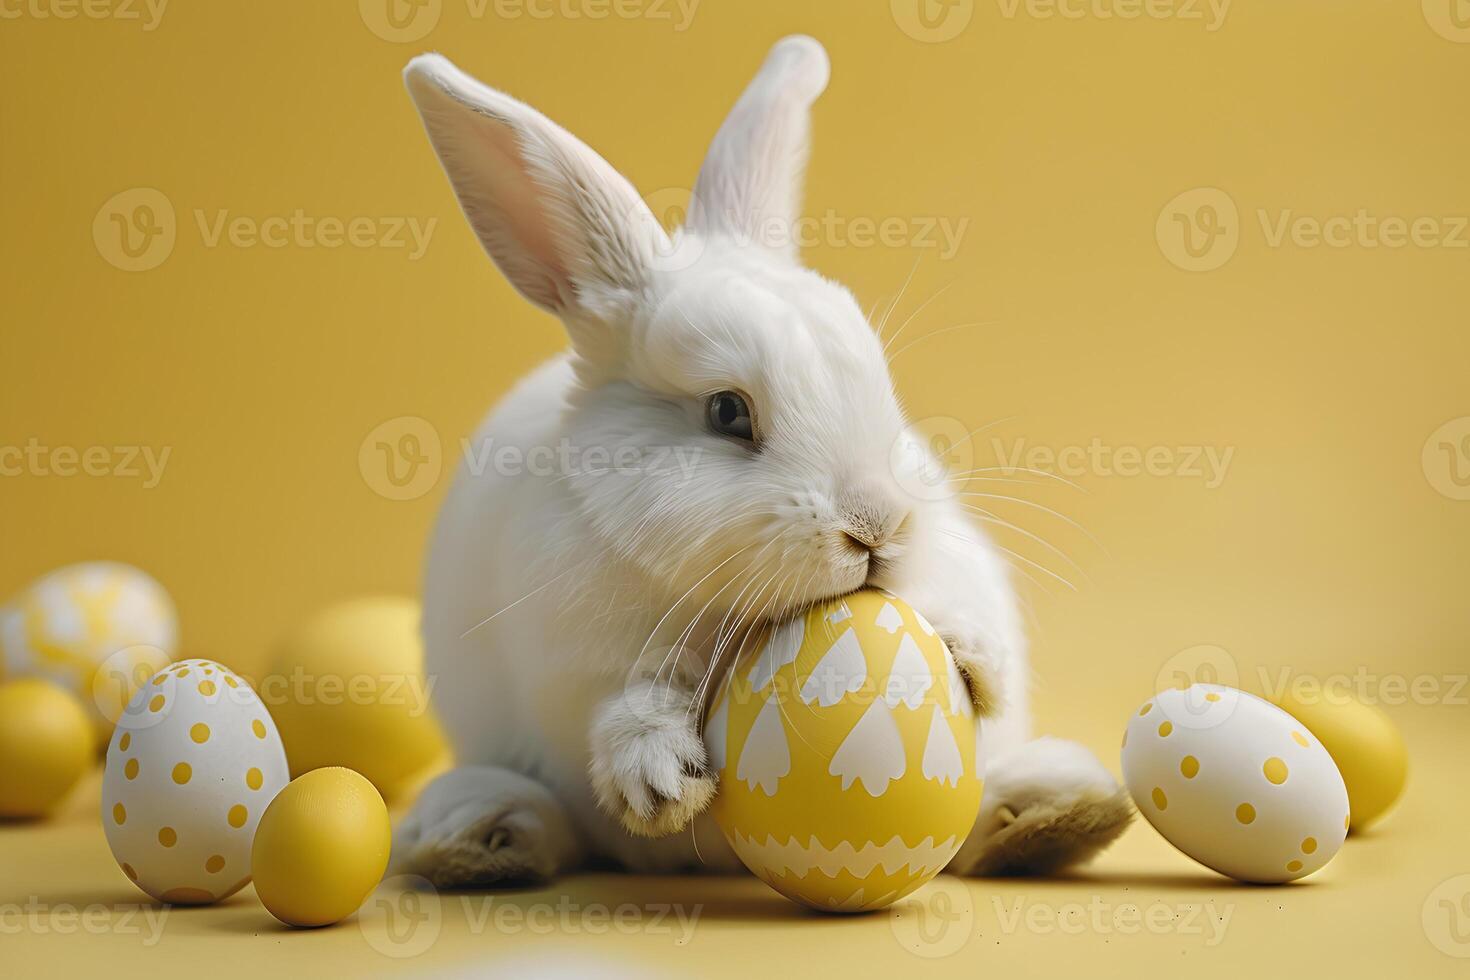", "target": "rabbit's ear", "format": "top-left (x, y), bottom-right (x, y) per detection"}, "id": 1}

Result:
top-left (404, 54), bottom-right (668, 318)
top-left (687, 35), bottom-right (829, 260)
